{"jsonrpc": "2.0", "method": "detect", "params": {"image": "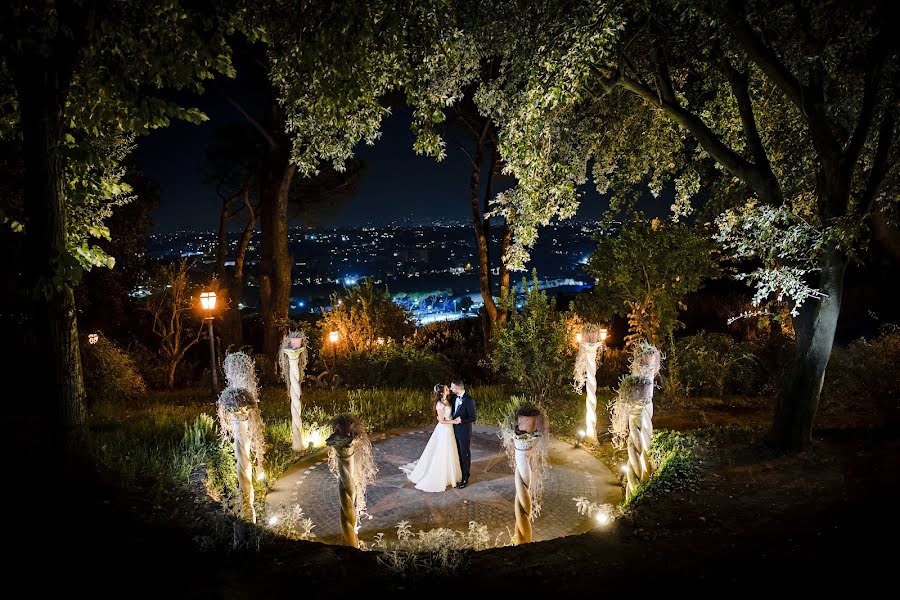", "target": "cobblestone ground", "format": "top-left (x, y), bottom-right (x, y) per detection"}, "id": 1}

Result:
top-left (266, 425), bottom-right (621, 545)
